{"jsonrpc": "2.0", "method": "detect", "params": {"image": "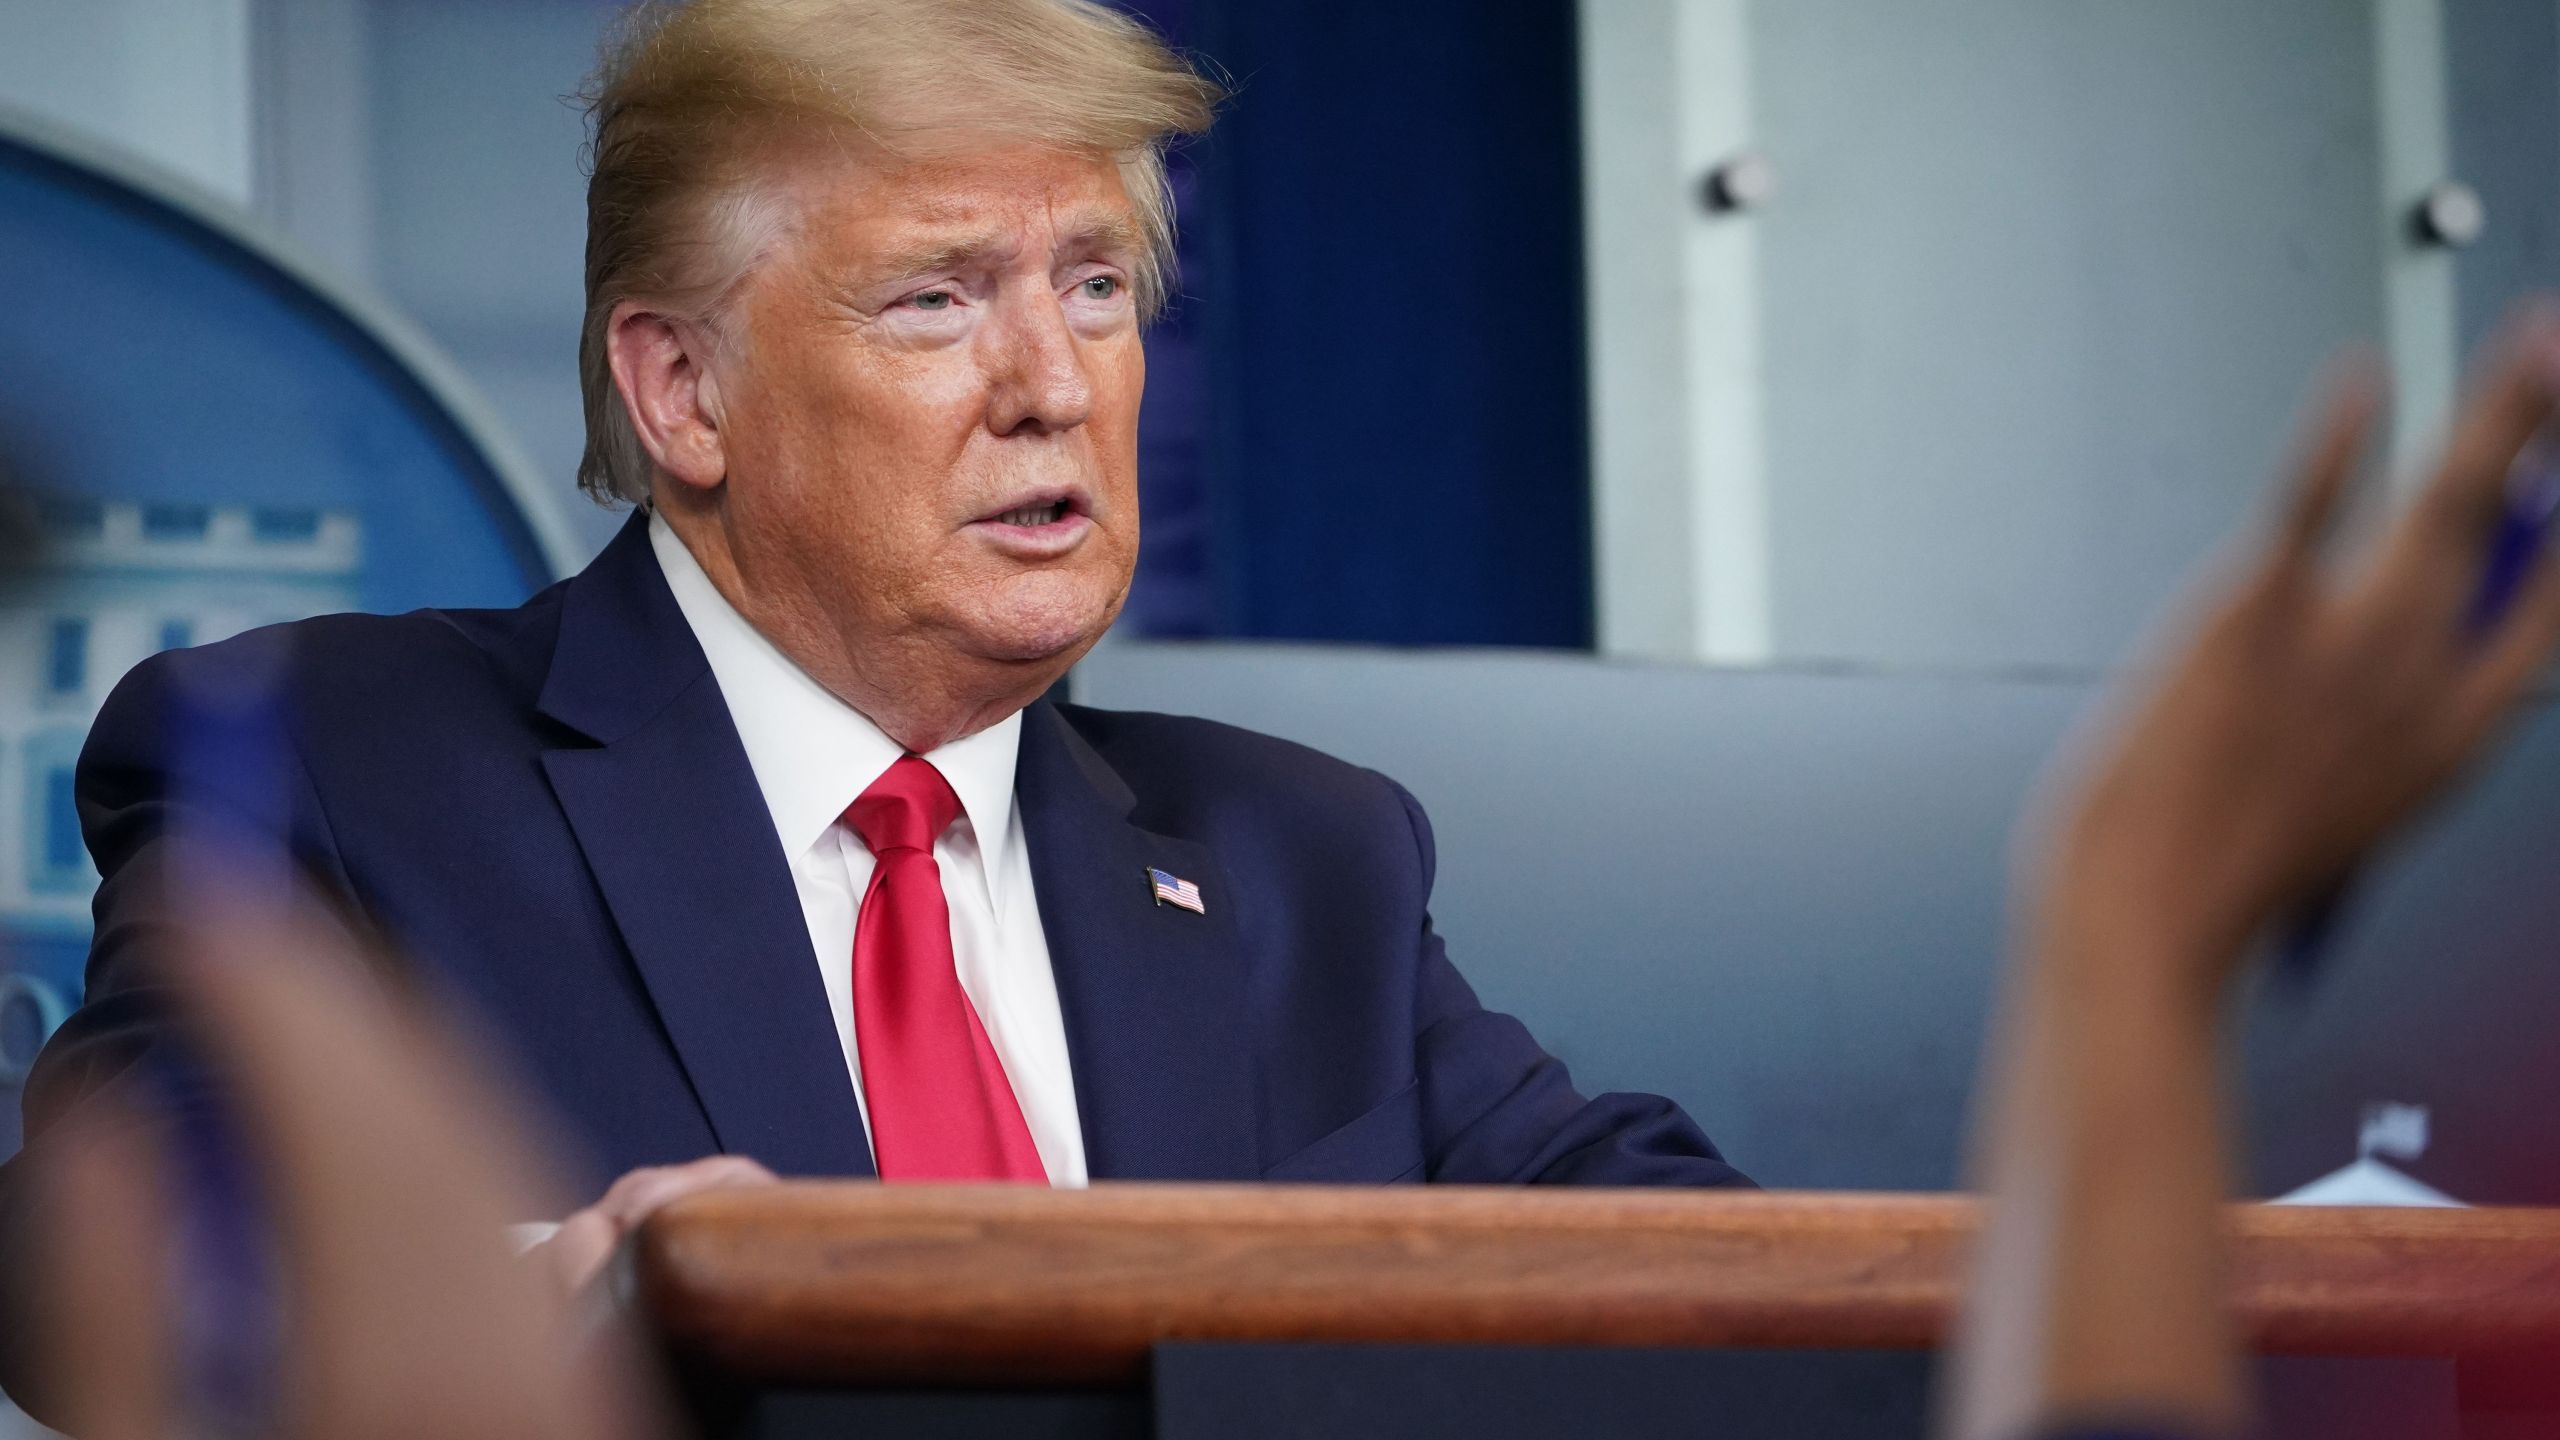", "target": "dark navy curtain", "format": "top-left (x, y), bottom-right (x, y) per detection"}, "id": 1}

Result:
top-left (1121, 0), bottom-right (1594, 649)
